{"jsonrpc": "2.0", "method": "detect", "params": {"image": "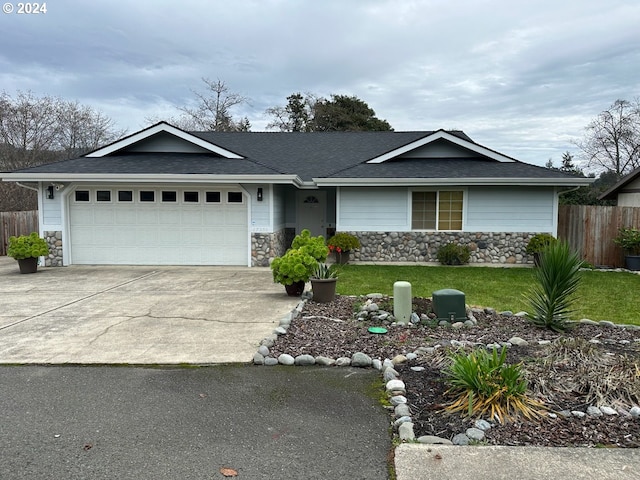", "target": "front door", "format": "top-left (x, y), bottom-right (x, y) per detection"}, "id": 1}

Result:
top-left (297, 191), bottom-right (326, 237)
